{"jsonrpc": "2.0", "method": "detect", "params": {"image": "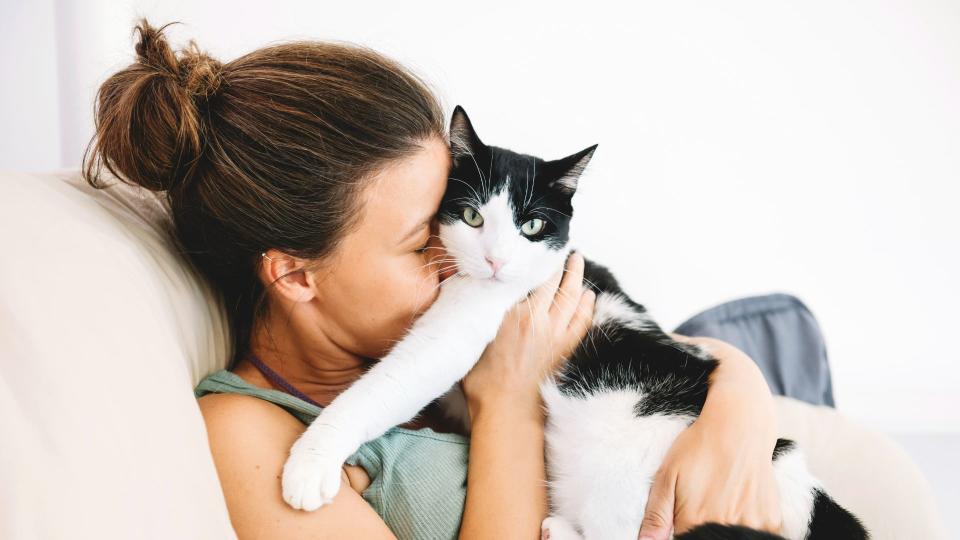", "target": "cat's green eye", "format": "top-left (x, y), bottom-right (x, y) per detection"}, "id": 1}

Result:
top-left (521, 218), bottom-right (545, 237)
top-left (462, 207), bottom-right (484, 227)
